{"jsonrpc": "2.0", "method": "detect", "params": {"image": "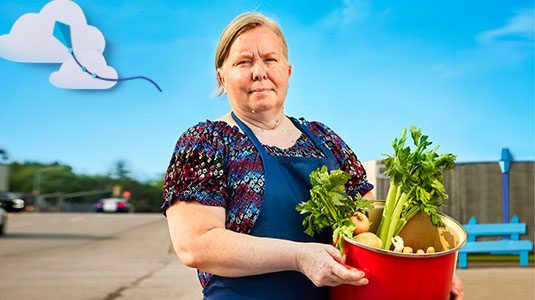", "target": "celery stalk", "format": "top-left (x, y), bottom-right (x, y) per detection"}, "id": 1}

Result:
top-left (376, 126), bottom-right (456, 251)
top-left (383, 191), bottom-right (410, 250)
top-left (377, 181), bottom-right (399, 245)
